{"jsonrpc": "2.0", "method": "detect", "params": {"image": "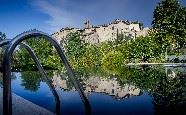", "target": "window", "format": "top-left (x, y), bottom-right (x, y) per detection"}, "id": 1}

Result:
top-left (112, 26), bottom-right (114, 30)
top-left (112, 89), bottom-right (114, 94)
top-left (60, 40), bottom-right (64, 46)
